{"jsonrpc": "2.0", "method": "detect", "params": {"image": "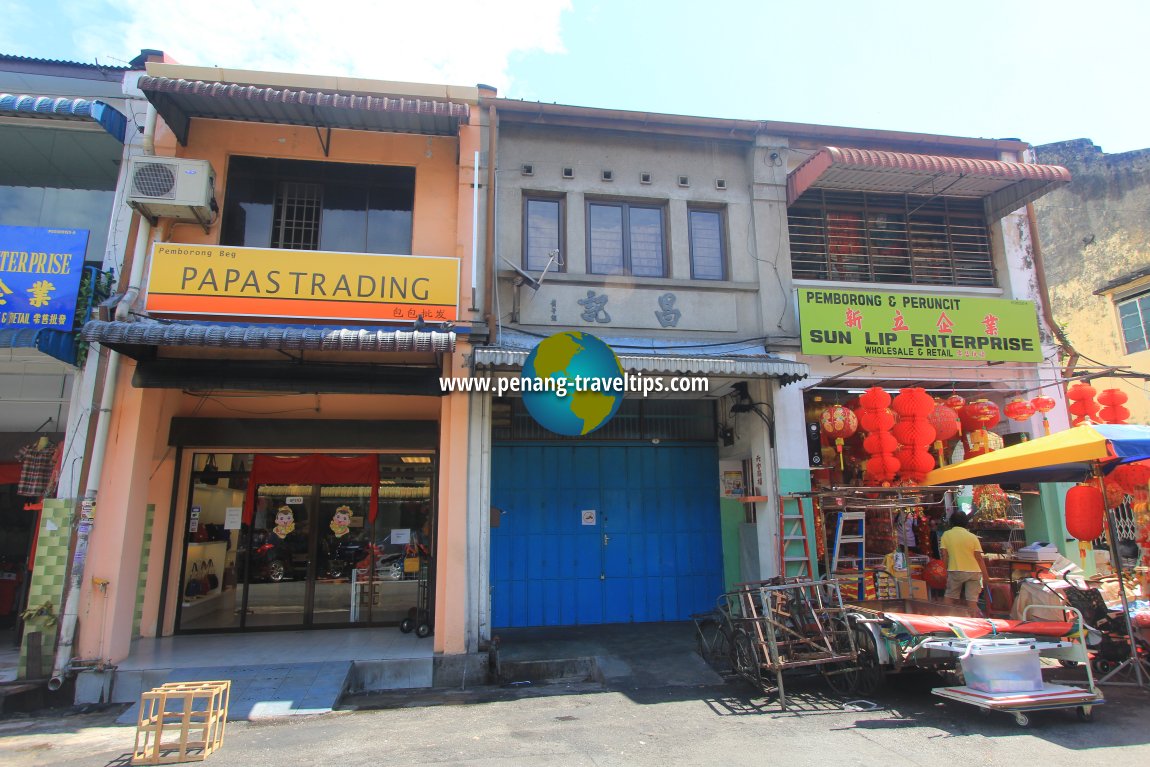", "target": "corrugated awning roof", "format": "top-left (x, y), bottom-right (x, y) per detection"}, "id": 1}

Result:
top-left (81, 319), bottom-right (455, 359)
top-left (787, 146), bottom-right (1071, 220)
top-left (0, 327), bottom-right (79, 365)
top-left (139, 76), bottom-right (470, 145)
top-left (472, 330), bottom-right (808, 384)
top-left (0, 93), bottom-right (128, 142)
